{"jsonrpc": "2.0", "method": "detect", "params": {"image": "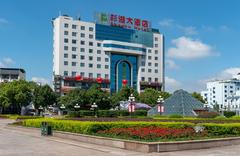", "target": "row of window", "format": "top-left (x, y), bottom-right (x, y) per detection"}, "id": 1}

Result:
top-left (141, 62), bottom-right (159, 67)
top-left (64, 23), bottom-right (94, 32)
top-left (64, 71), bottom-right (109, 79)
top-left (146, 49), bottom-right (159, 55)
top-left (64, 46), bottom-right (102, 53)
top-left (141, 77), bottom-right (159, 82)
top-left (141, 68), bottom-right (159, 74)
top-left (64, 39), bottom-right (98, 46)
top-left (64, 61), bottom-right (109, 69)
top-left (64, 54), bottom-right (109, 62)
top-left (64, 31), bottom-right (95, 39)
